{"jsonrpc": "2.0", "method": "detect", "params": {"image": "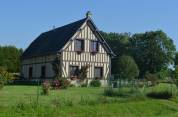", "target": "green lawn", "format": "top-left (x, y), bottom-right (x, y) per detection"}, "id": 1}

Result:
top-left (0, 84), bottom-right (178, 117)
